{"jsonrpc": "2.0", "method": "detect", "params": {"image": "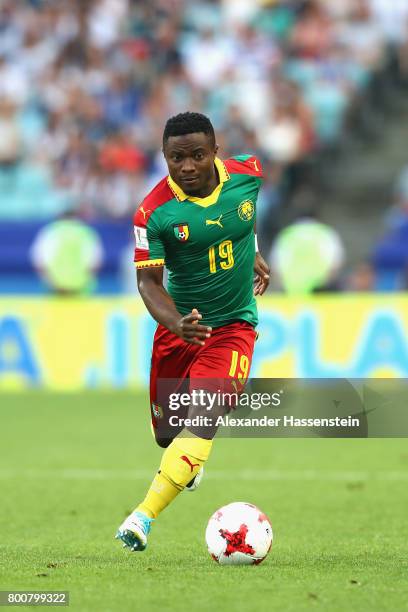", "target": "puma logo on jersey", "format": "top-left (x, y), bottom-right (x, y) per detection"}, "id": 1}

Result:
top-left (140, 206), bottom-right (151, 220)
top-left (249, 159), bottom-right (260, 172)
top-left (206, 215), bottom-right (223, 228)
top-left (180, 455), bottom-right (200, 472)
